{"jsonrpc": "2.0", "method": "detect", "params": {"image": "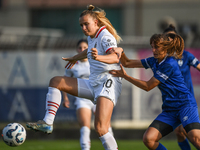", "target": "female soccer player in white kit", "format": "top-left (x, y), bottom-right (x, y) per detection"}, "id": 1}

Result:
top-left (27, 5), bottom-right (122, 150)
top-left (63, 39), bottom-right (114, 150)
